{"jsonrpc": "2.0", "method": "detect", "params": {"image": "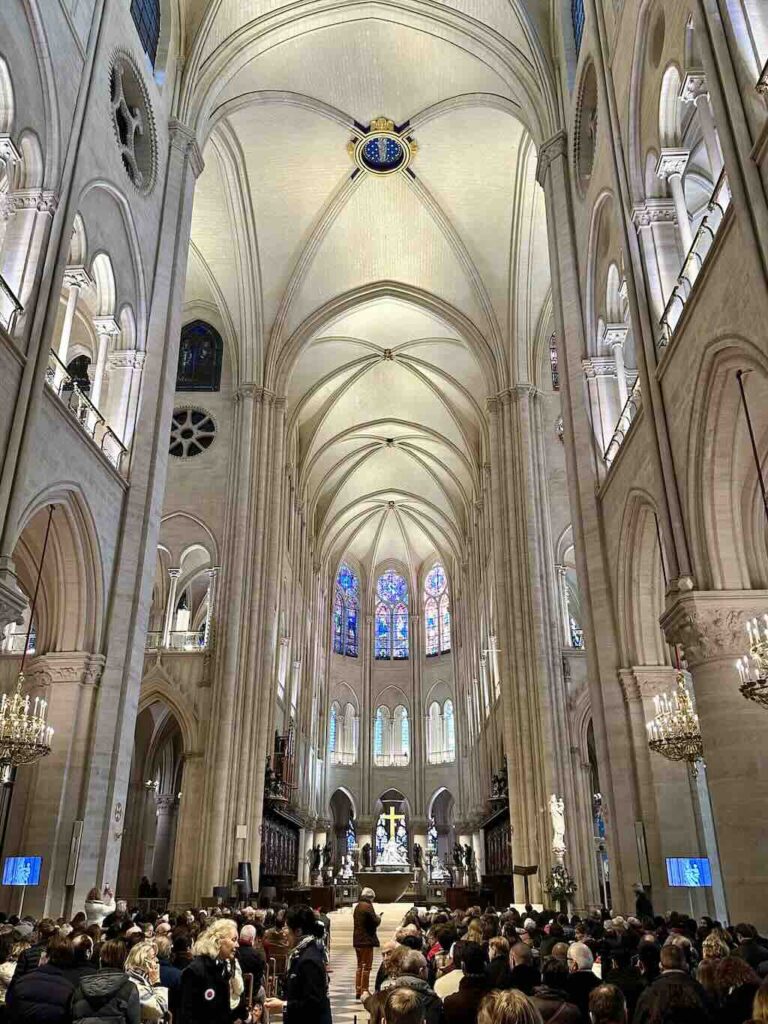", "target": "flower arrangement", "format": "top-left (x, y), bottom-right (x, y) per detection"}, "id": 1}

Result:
top-left (544, 863), bottom-right (578, 902)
